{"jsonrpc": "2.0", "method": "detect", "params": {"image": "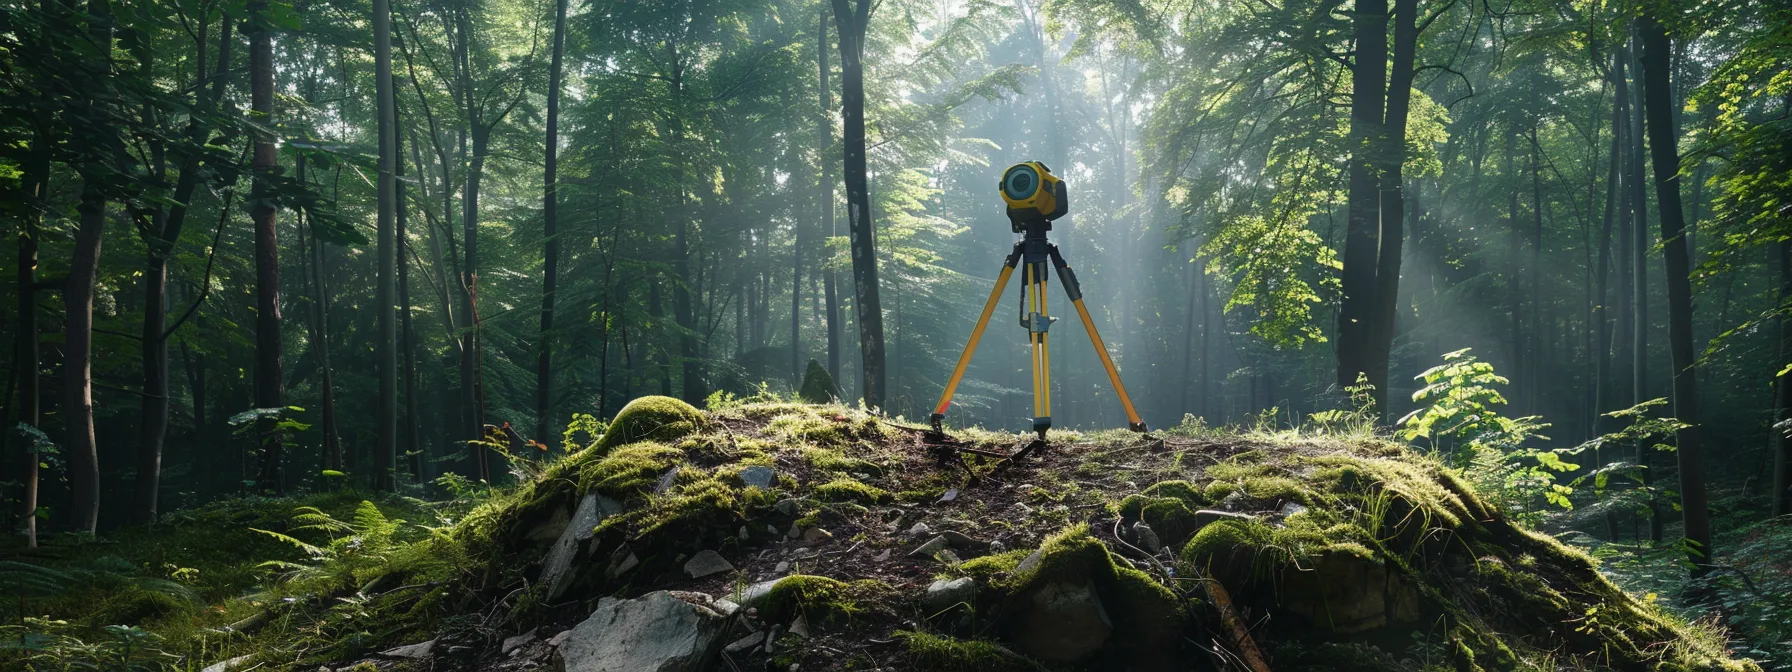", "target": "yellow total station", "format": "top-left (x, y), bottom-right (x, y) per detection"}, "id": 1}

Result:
top-left (930, 161), bottom-right (1147, 448)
